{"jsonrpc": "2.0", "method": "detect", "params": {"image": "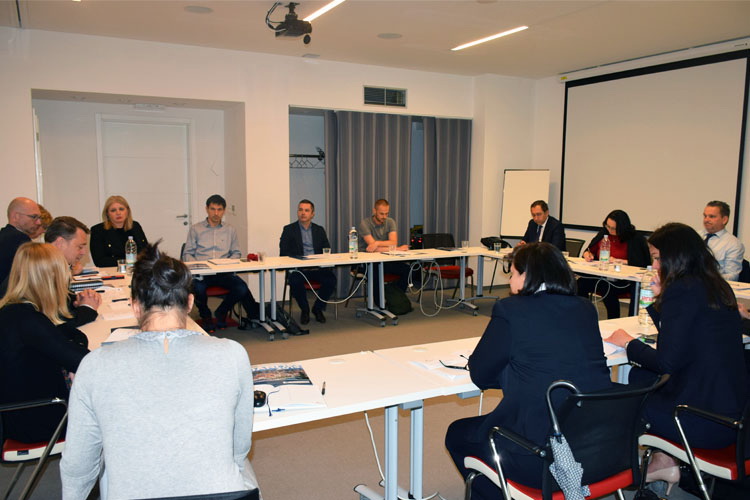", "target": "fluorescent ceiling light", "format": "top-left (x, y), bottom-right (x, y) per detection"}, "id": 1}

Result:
top-left (451, 26), bottom-right (528, 51)
top-left (304, 0), bottom-right (346, 22)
